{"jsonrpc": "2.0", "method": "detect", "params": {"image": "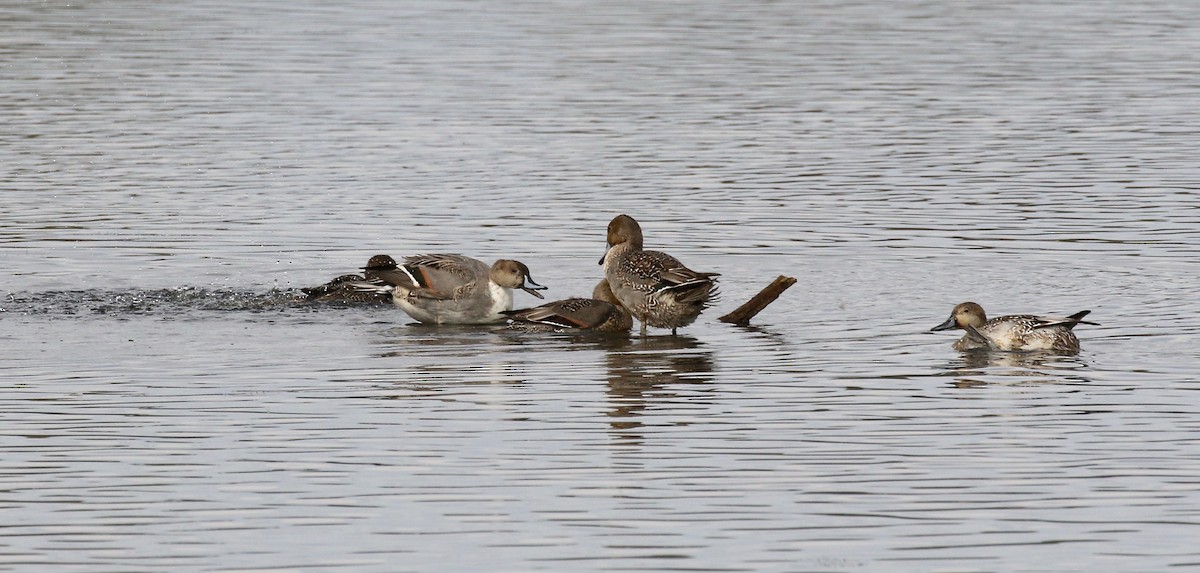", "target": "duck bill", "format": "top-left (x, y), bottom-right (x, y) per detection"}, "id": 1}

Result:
top-left (522, 278), bottom-right (547, 299)
top-left (930, 315), bottom-right (958, 332)
top-left (599, 245), bottom-right (610, 266)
